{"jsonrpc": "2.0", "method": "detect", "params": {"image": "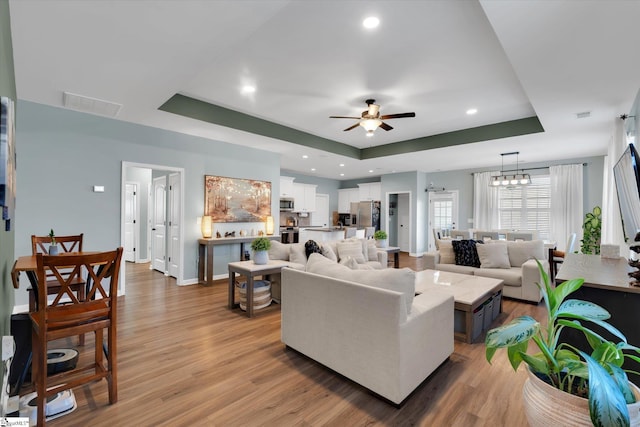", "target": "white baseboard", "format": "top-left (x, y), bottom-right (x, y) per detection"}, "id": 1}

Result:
top-left (409, 252), bottom-right (424, 257)
top-left (179, 278), bottom-right (199, 286)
